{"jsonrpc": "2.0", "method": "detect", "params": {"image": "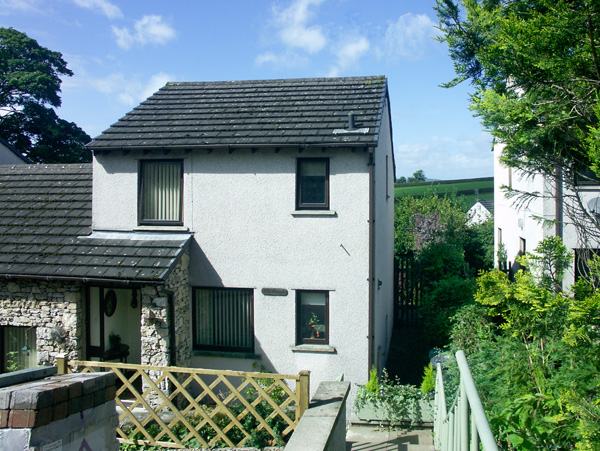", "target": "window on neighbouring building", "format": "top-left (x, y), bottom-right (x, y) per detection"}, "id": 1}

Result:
top-left (139, 160), bottom-right (183, 225)
top-left (193, 288), bottom-right (254, 352)
top-left (296, 158), bottom-right (329, 210)
top-left (1, 326), bottom-right (36, 373)
top-left (519, 237), bottom-right (526, 255)
top-left (575, 249), bottom-right (600, 282)
top-left (296, 290), bottom-right (329, 345)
